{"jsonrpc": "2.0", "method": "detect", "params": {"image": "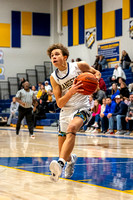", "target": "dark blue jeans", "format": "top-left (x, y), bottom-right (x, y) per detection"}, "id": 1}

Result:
top-left (101, 116), bottom-right (109, 132)
top-left (95, 114), bottom-right (100, 127)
